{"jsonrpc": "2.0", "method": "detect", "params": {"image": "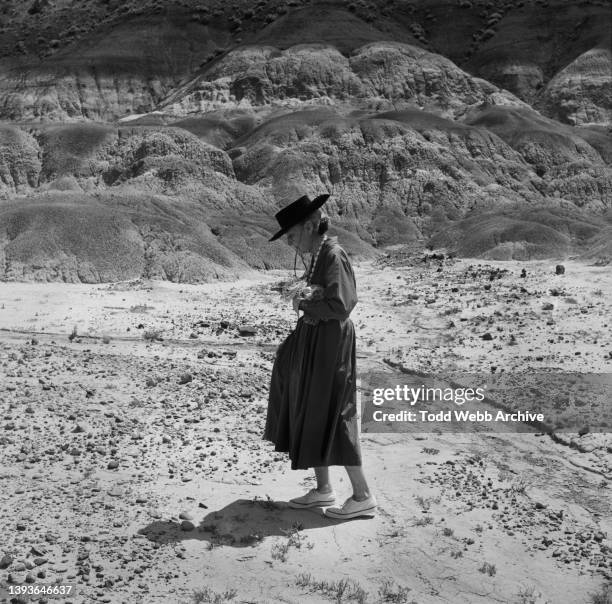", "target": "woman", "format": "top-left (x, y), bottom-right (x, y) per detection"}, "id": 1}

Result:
top-left (264, 193), bottom-right (376, 519)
